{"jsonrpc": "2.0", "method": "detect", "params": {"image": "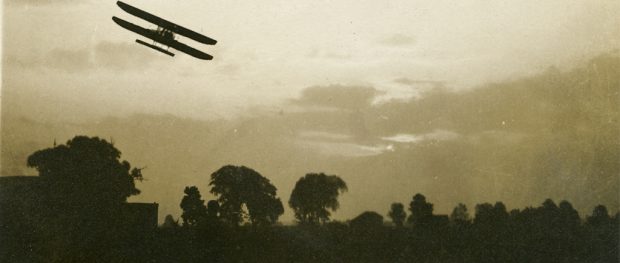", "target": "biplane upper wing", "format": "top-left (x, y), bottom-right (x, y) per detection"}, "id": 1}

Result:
top-left (116, 1), bottom-right (217, 45)
top-left (113, 16), bottom-right (214, 60)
